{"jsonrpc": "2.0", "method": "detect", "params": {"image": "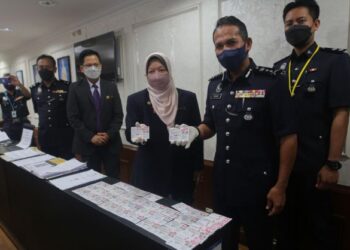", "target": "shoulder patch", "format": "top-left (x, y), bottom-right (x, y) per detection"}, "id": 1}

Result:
top-left (320, 47), bottom-right (348, 54)
top-left (254, 66), bottom-right (276, 76)
top-left (209, 72), bottom-right (223, 82)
